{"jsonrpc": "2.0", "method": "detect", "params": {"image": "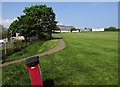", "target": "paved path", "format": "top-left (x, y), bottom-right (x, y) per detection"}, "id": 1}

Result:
top-left (0, 39), bottom-right (65, 67)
